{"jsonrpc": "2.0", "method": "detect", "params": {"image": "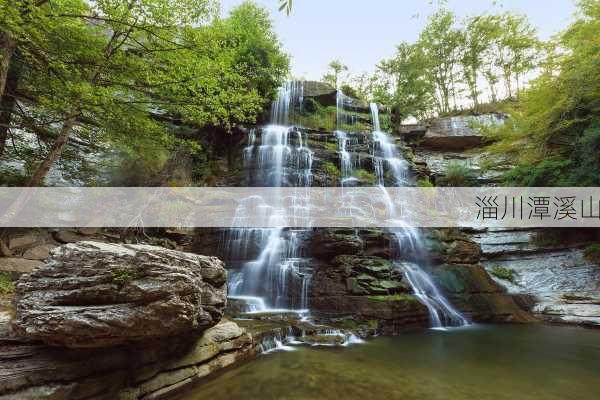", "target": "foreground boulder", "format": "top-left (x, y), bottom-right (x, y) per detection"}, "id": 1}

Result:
top-left (12, 241), bottom-right (227, 348)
